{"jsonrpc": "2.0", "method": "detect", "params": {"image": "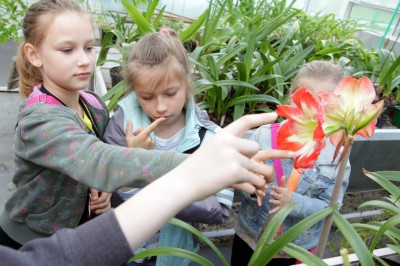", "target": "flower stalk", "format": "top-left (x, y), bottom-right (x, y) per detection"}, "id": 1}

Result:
top-left (315, 135), bottom-right (355, 257)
